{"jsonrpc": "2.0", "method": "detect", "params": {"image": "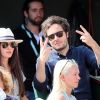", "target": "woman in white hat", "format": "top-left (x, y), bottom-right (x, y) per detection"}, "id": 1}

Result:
top-left (0, 28), bottom-right (27, 100)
